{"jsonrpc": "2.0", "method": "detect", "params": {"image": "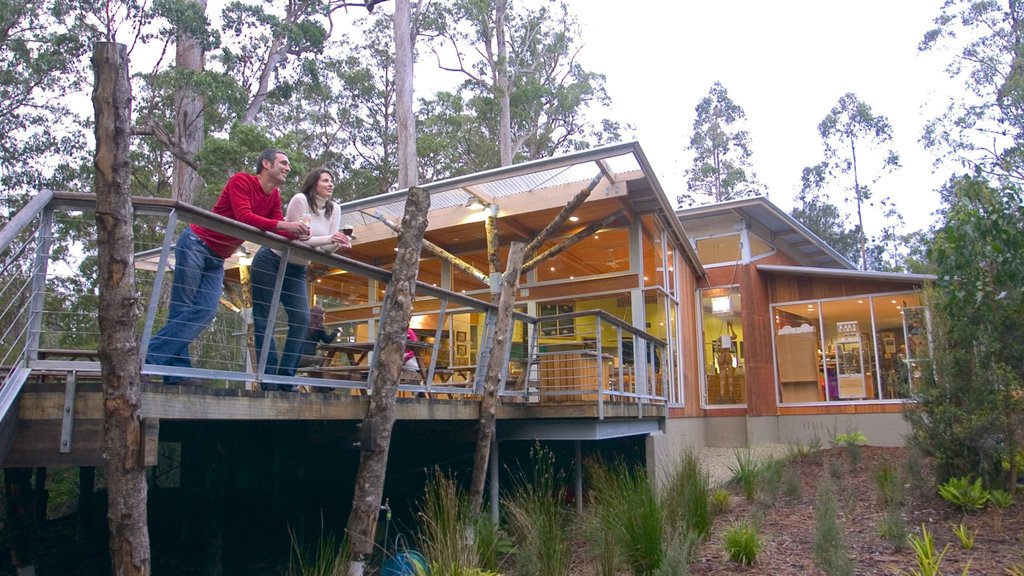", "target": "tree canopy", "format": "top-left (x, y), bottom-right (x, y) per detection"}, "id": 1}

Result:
top-left (679, 81), bottom-right (762, 207)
